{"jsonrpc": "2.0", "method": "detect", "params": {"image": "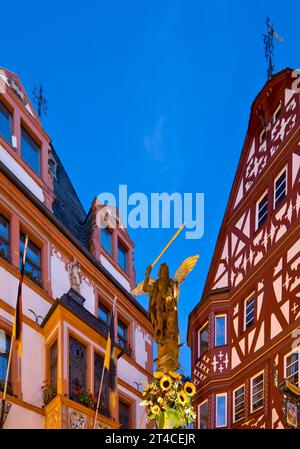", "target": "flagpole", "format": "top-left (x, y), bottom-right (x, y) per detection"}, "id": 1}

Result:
top-left (0, 234), bottom-right (28, 429)
top-left (93, 361), bottom-right (106, 428)
top-left (93, 295), bottom-right (117, 429)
